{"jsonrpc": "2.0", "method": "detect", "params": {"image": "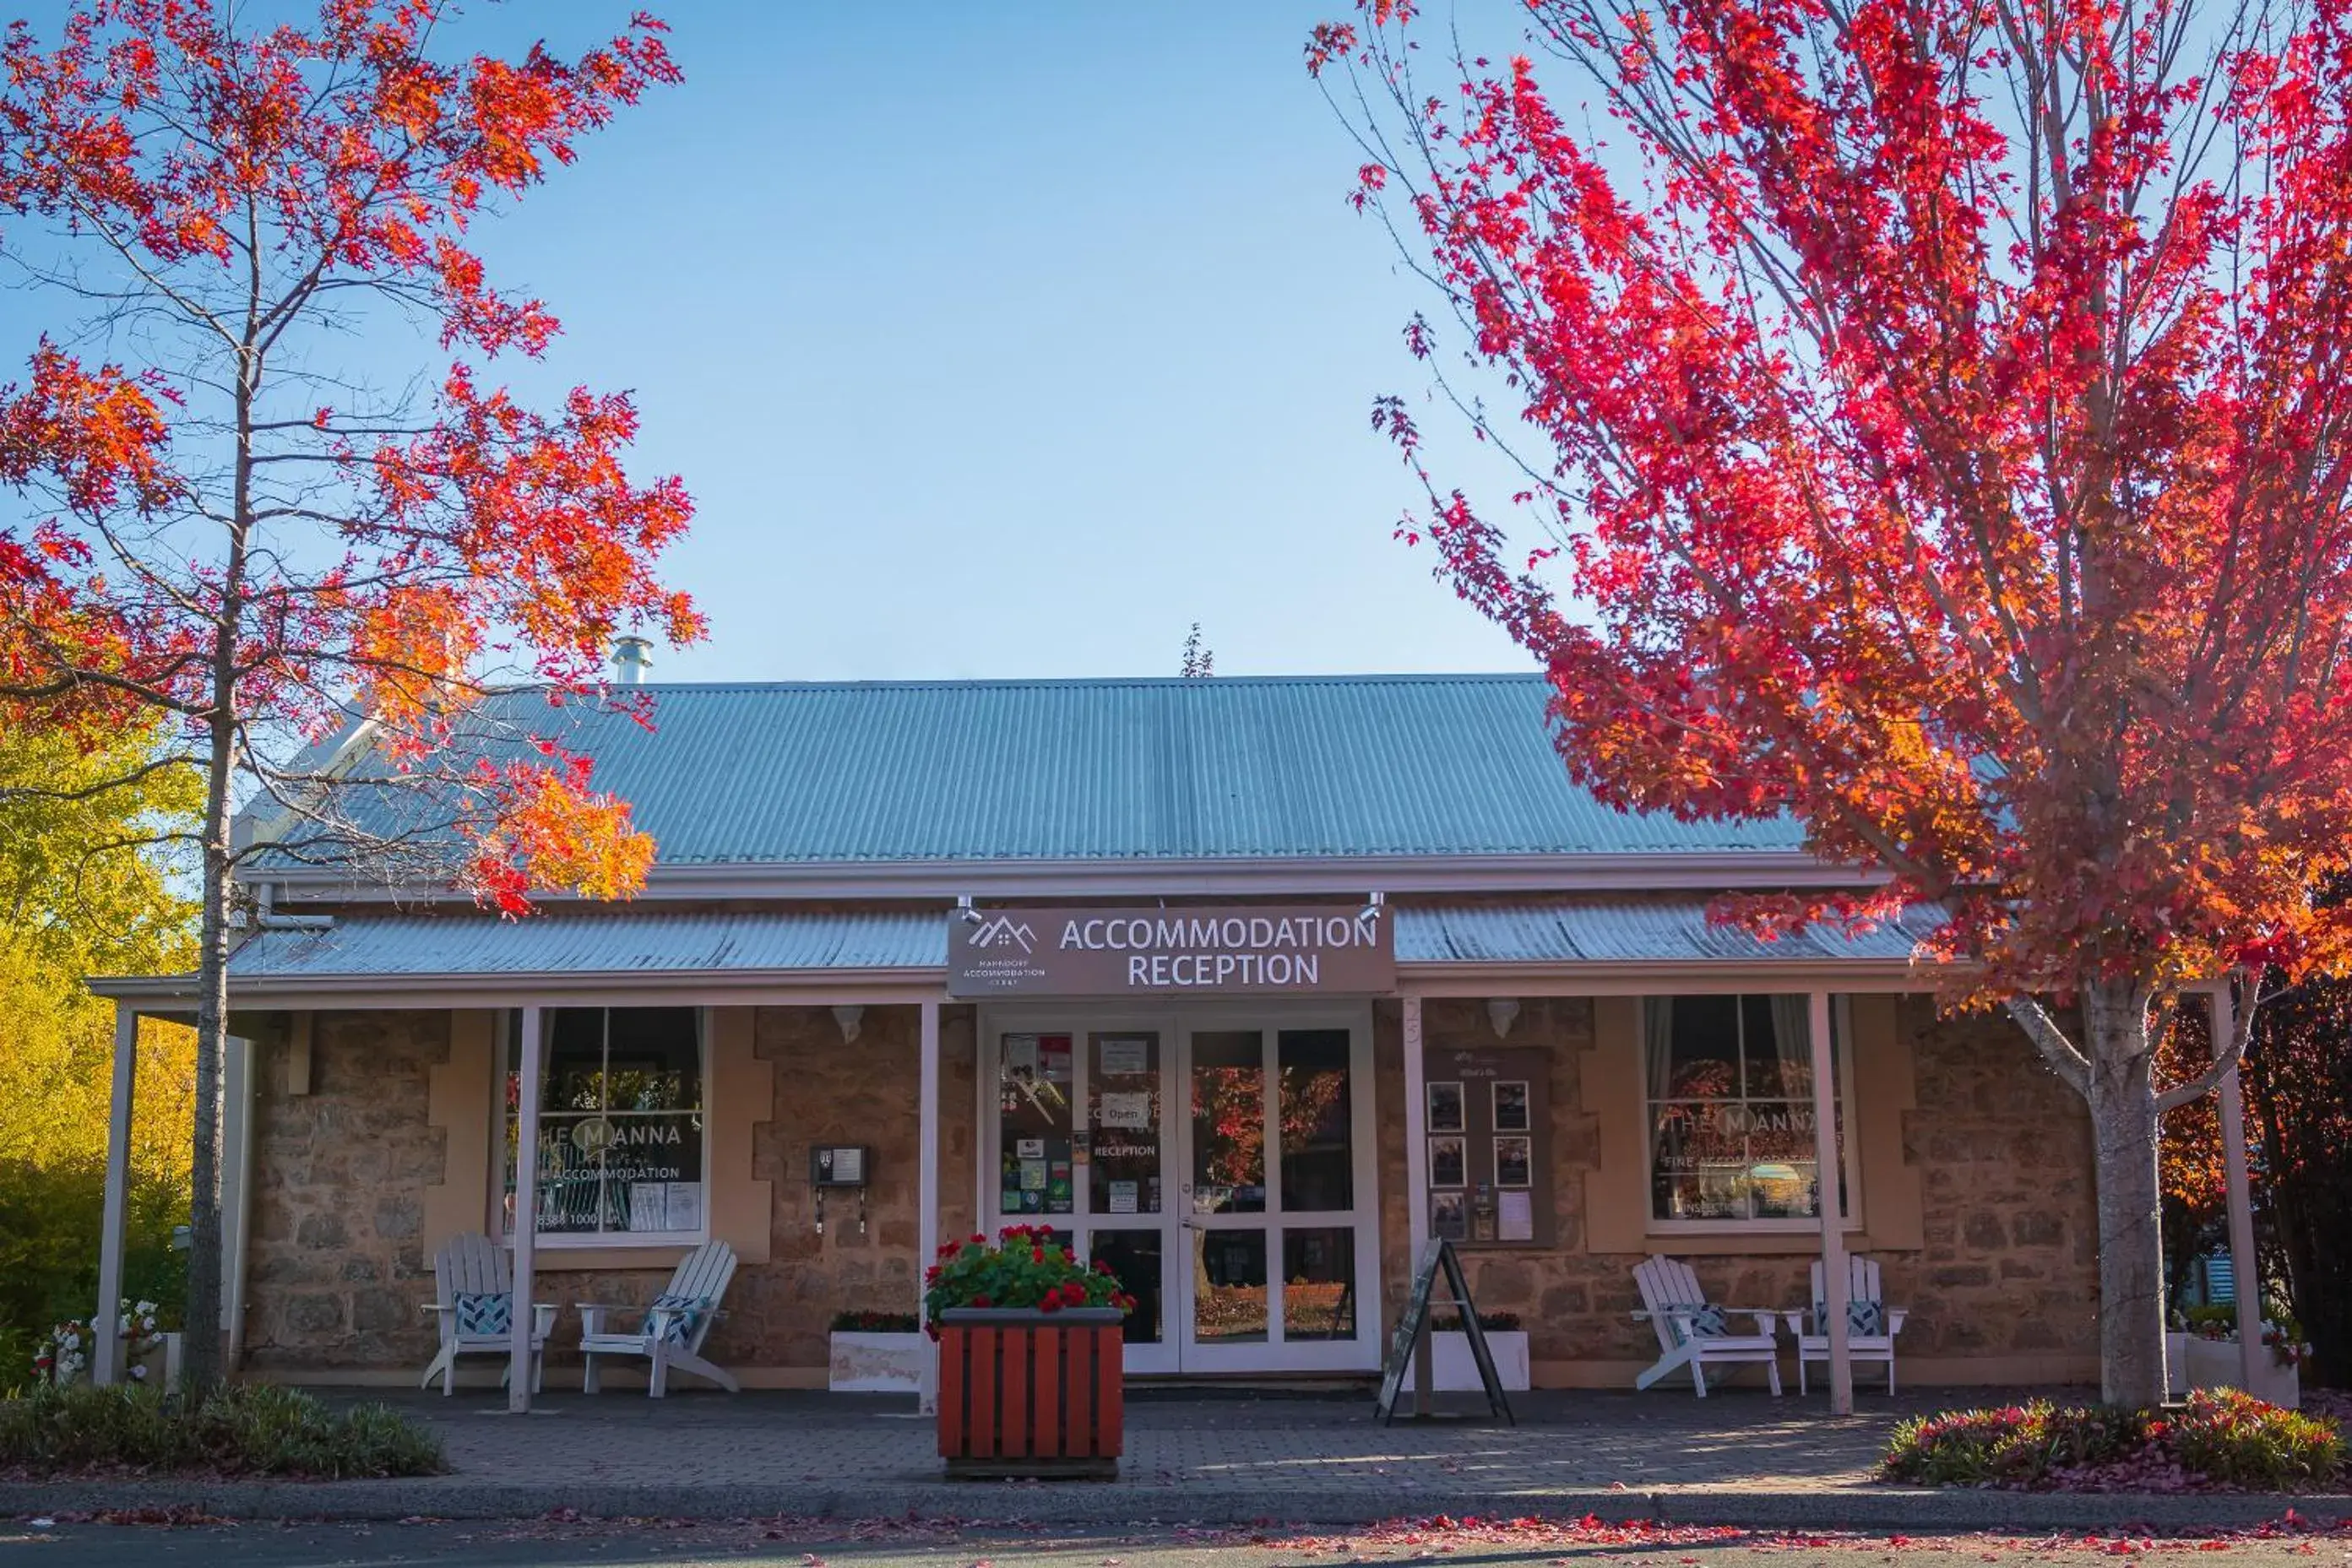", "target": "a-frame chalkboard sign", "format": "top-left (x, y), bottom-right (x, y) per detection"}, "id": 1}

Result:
top-left (1373, 1239), bottom-right (1514, 1424)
